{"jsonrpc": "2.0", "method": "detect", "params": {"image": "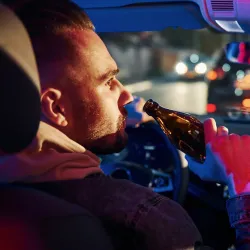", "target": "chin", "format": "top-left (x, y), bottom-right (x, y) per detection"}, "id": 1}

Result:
top-left (111, 135), bottom-right (128, 153)
top-left (88, 131), bottom-right (128, 155)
